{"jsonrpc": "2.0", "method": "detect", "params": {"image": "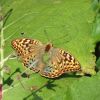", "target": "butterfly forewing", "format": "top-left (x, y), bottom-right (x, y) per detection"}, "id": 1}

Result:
top-left (11, 38), bottom-right (42, 56)
top-left (11, 38), bottom-right (43, 72)
top-left (40, 48), bottom-right (81, 78)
